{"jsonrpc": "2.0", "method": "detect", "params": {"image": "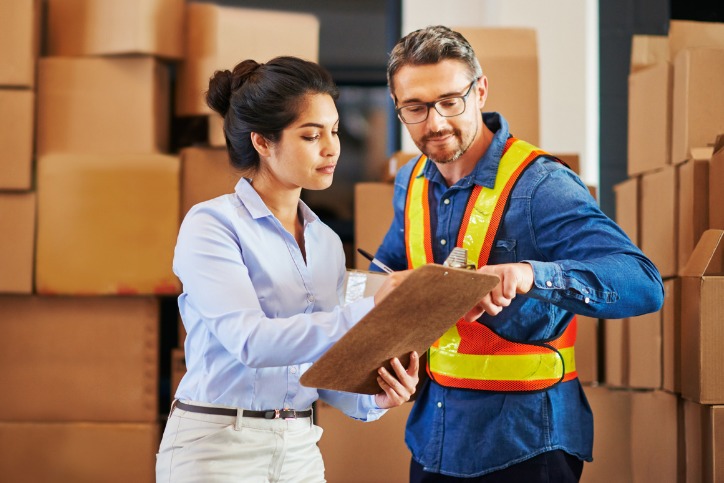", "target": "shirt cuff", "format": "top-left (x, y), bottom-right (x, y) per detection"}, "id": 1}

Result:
top-left (524, 260), bottom-right (564, 291)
